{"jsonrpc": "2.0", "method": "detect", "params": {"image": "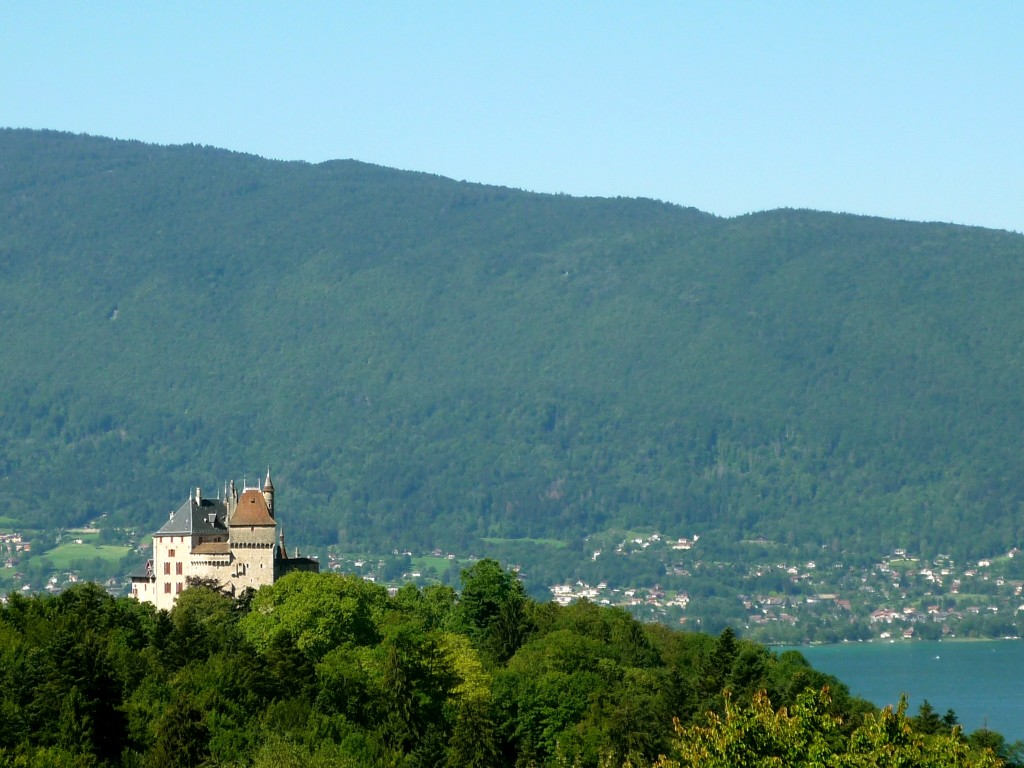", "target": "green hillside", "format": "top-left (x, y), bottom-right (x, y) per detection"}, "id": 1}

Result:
top-left (3, 128), bottom-right (1024, 574)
